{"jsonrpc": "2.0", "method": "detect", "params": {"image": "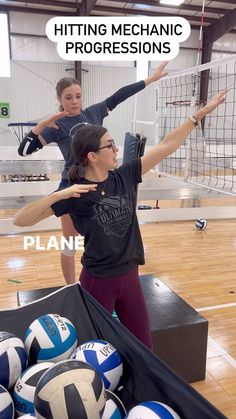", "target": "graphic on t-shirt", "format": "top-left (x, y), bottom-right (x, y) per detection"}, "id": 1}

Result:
top-left (93, 195), bottom-right (133, 238)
